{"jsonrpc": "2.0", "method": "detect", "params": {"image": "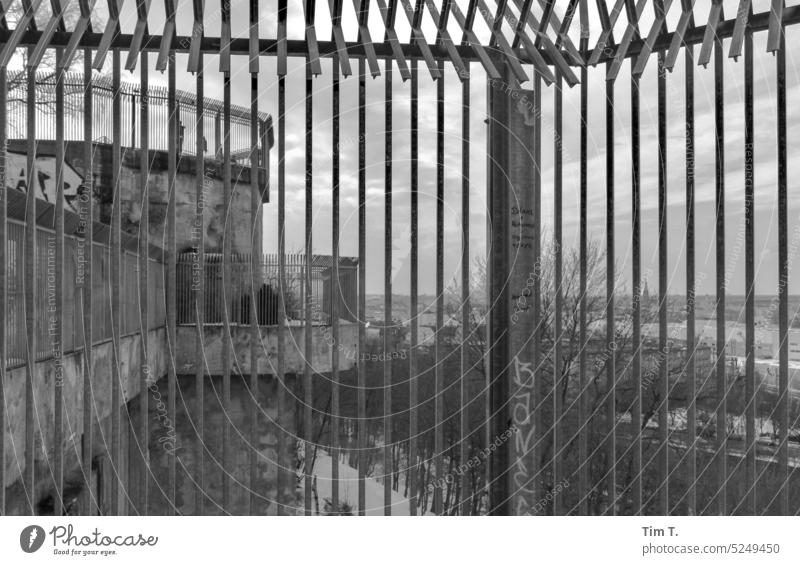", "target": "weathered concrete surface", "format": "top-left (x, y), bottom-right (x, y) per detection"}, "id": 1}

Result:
top-left (2, 328), bottom-right (168, 508)
top-left (133, 372), bottom-right (301, 515)
top-left (7, 140), bottom-right (263, 255)
top-left (175, 323), bottom-right (359, 376)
